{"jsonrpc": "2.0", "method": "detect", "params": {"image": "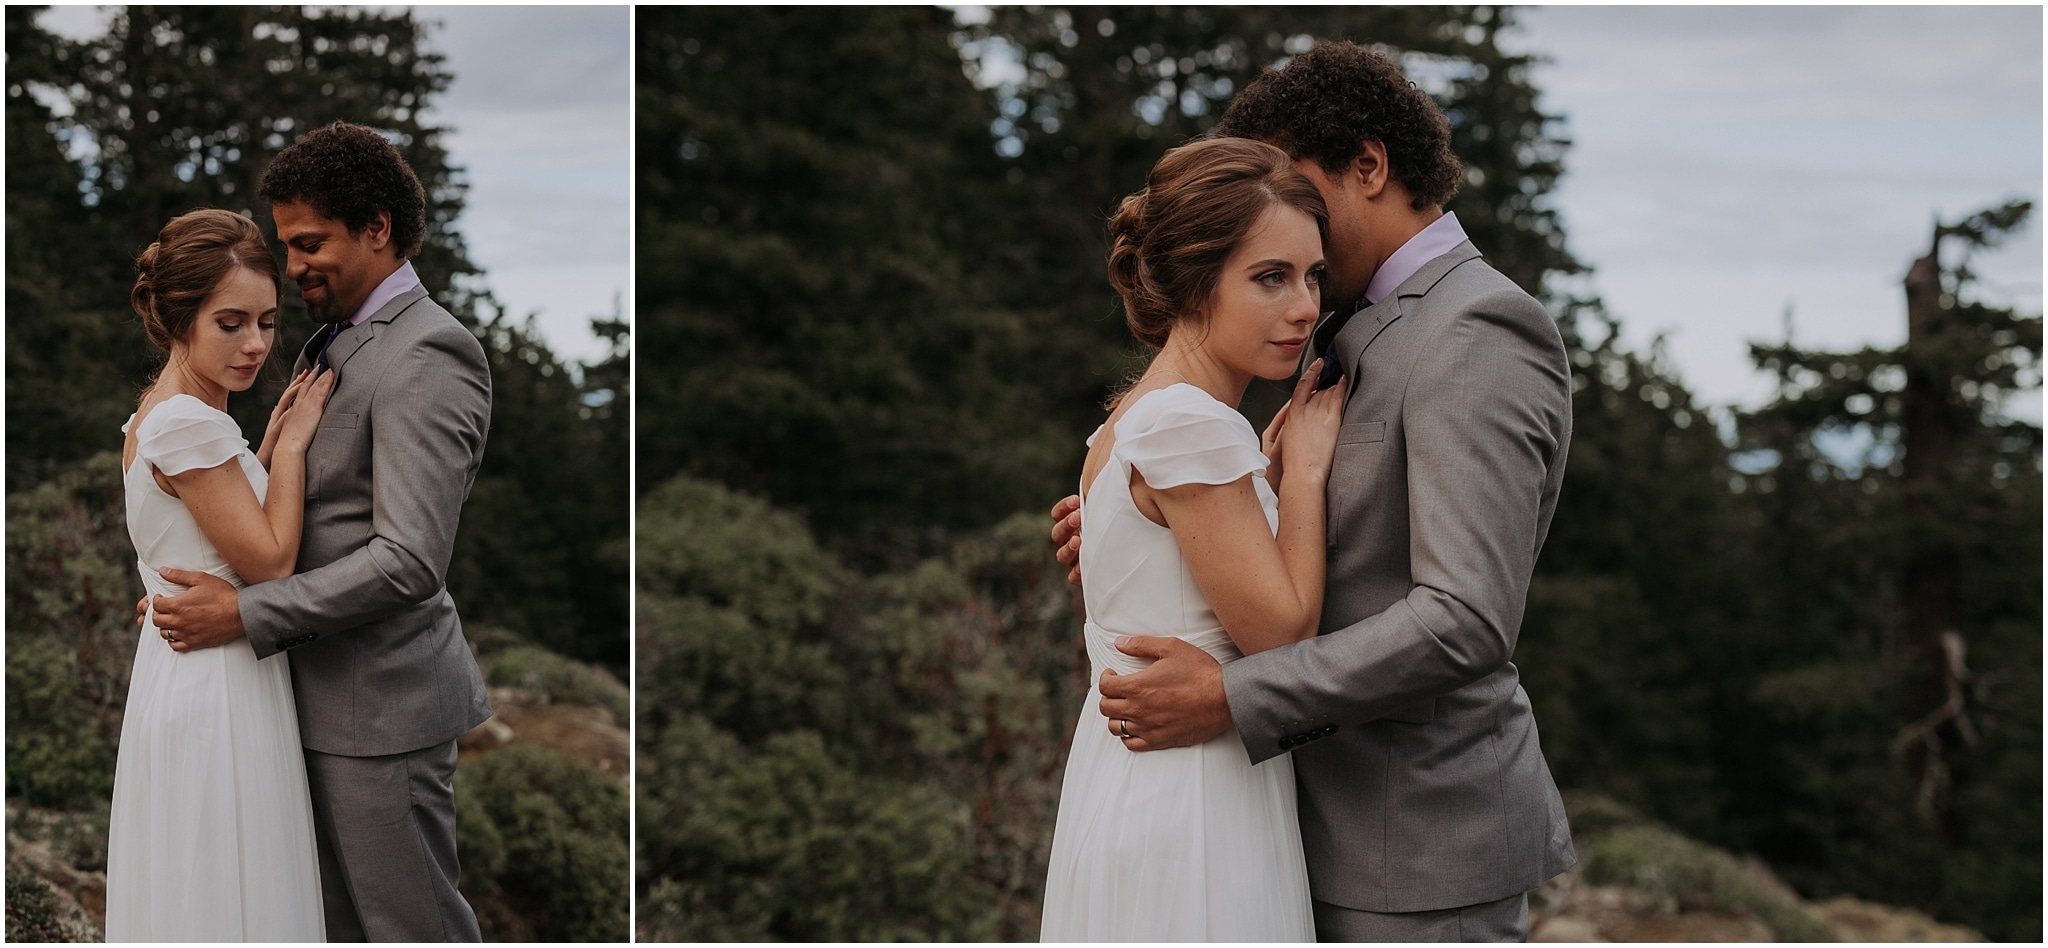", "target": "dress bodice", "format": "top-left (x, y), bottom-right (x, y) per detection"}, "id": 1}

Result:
top-left (1078, 384), bottom-right (1278, 675)
top-left (123, 393), bottom-right (266, 595)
